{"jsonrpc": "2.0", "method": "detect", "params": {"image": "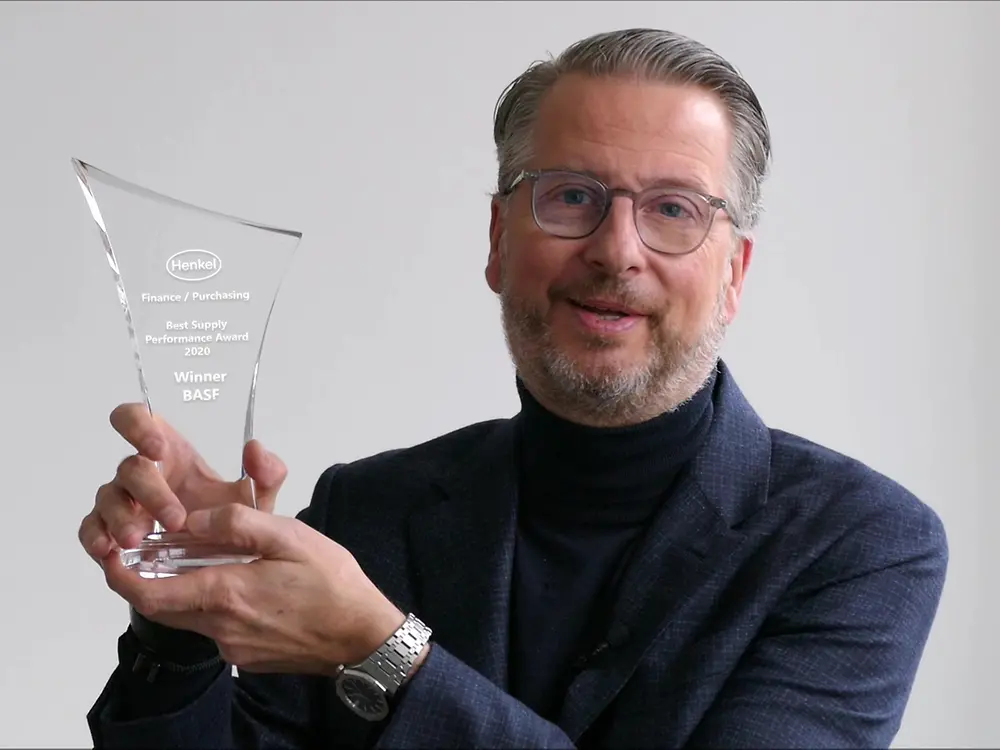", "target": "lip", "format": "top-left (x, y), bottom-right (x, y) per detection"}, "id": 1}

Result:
top-left (571, 297), bottom-right (646, 317)
top-left (567, 299), bottom-right (644, 335)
